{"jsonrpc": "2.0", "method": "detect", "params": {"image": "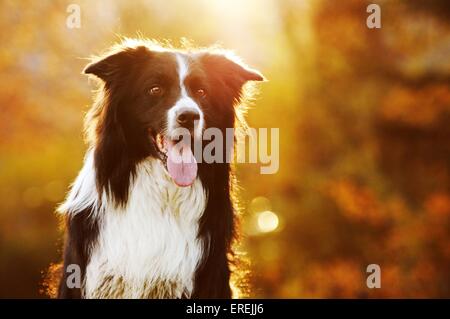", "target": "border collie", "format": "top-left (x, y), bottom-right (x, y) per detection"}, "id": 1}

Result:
top-left (53, 39), bottom-right (264, 298)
